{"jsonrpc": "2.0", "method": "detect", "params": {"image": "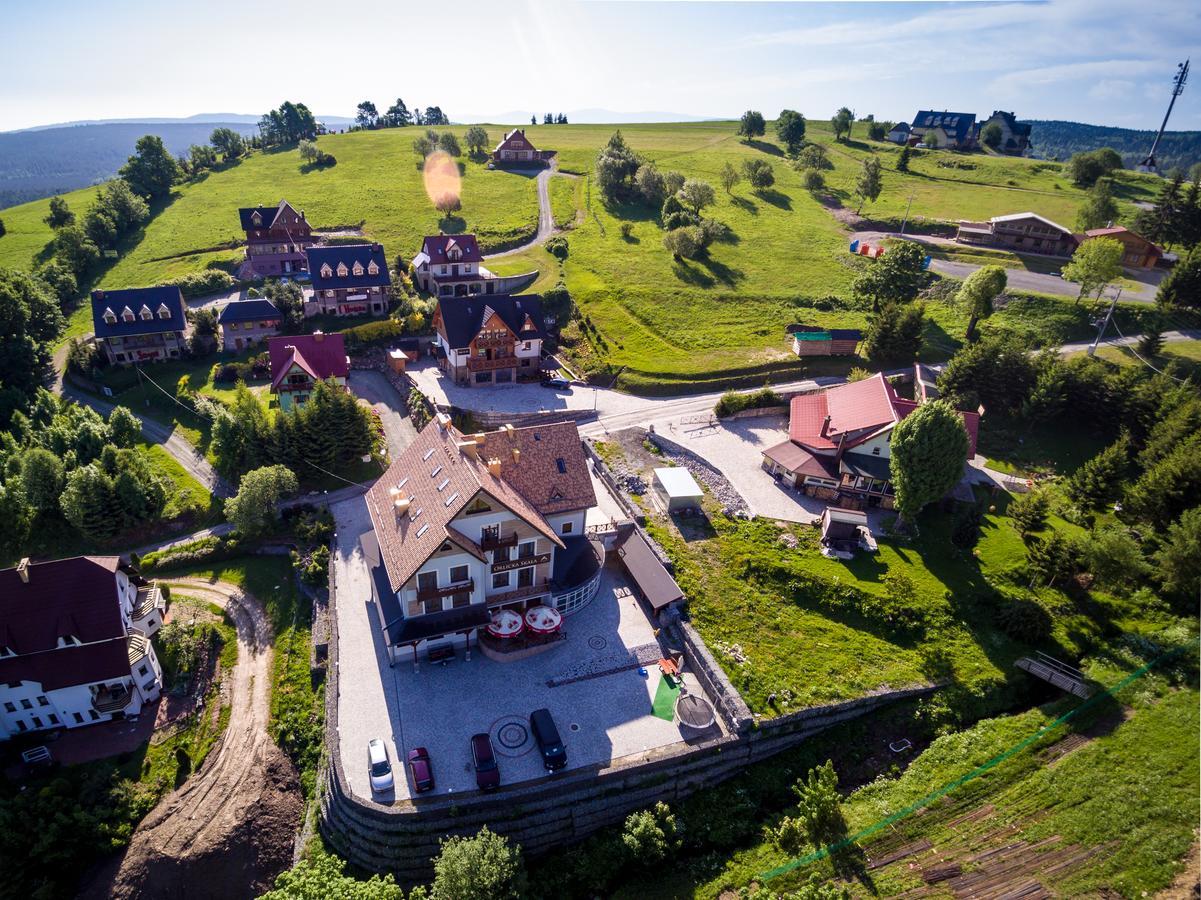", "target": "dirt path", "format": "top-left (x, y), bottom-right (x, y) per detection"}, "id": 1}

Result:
top-left (484, 159), bottom-right (561, 260)
top-left (82, 579), bottom-right (302, 900)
